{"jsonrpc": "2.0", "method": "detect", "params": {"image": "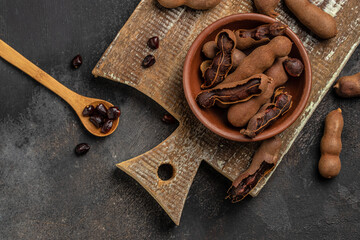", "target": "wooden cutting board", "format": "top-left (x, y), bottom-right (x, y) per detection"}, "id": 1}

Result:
top-left (92, 0), bottom-right (360, 225)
